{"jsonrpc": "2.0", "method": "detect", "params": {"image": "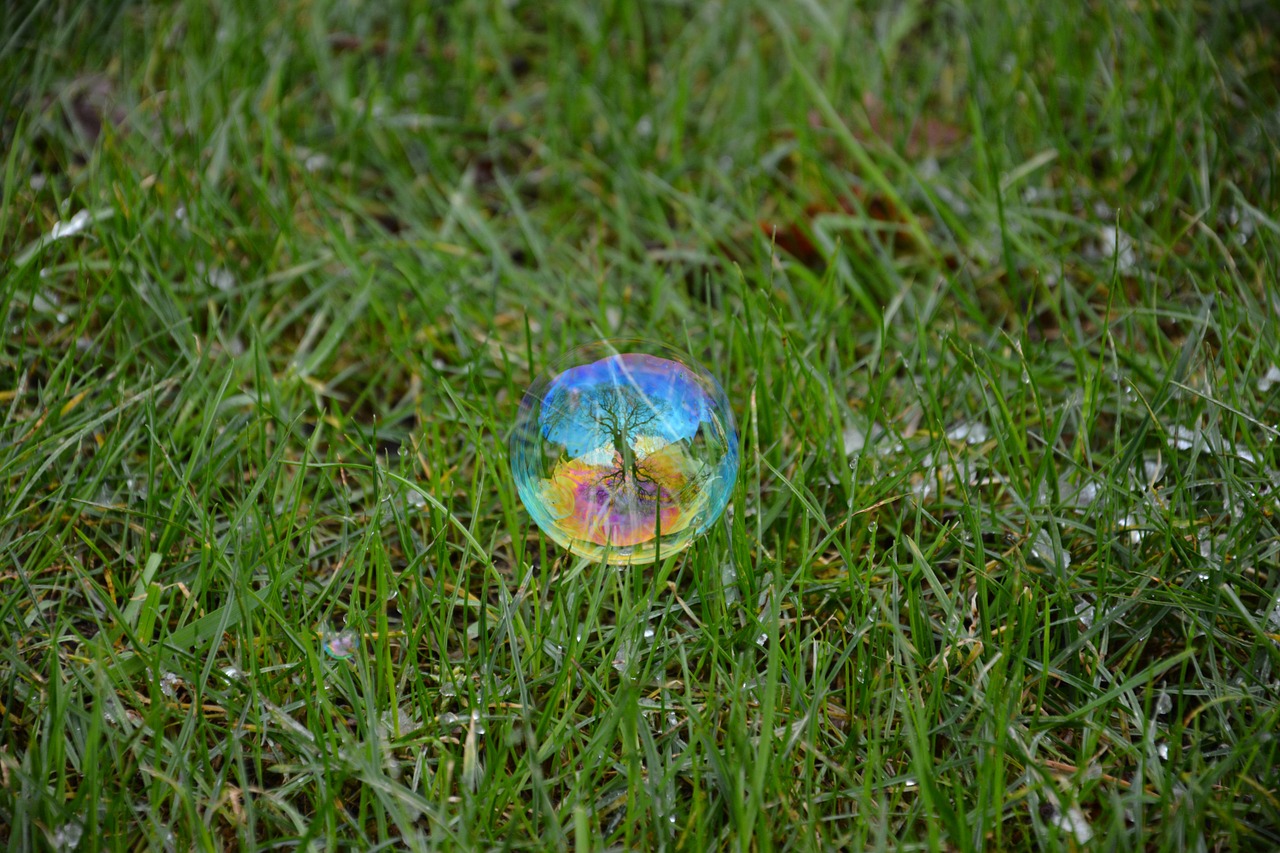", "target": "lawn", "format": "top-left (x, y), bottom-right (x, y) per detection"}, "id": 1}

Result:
top-left (3, 0), bottom-right (1280, 849)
